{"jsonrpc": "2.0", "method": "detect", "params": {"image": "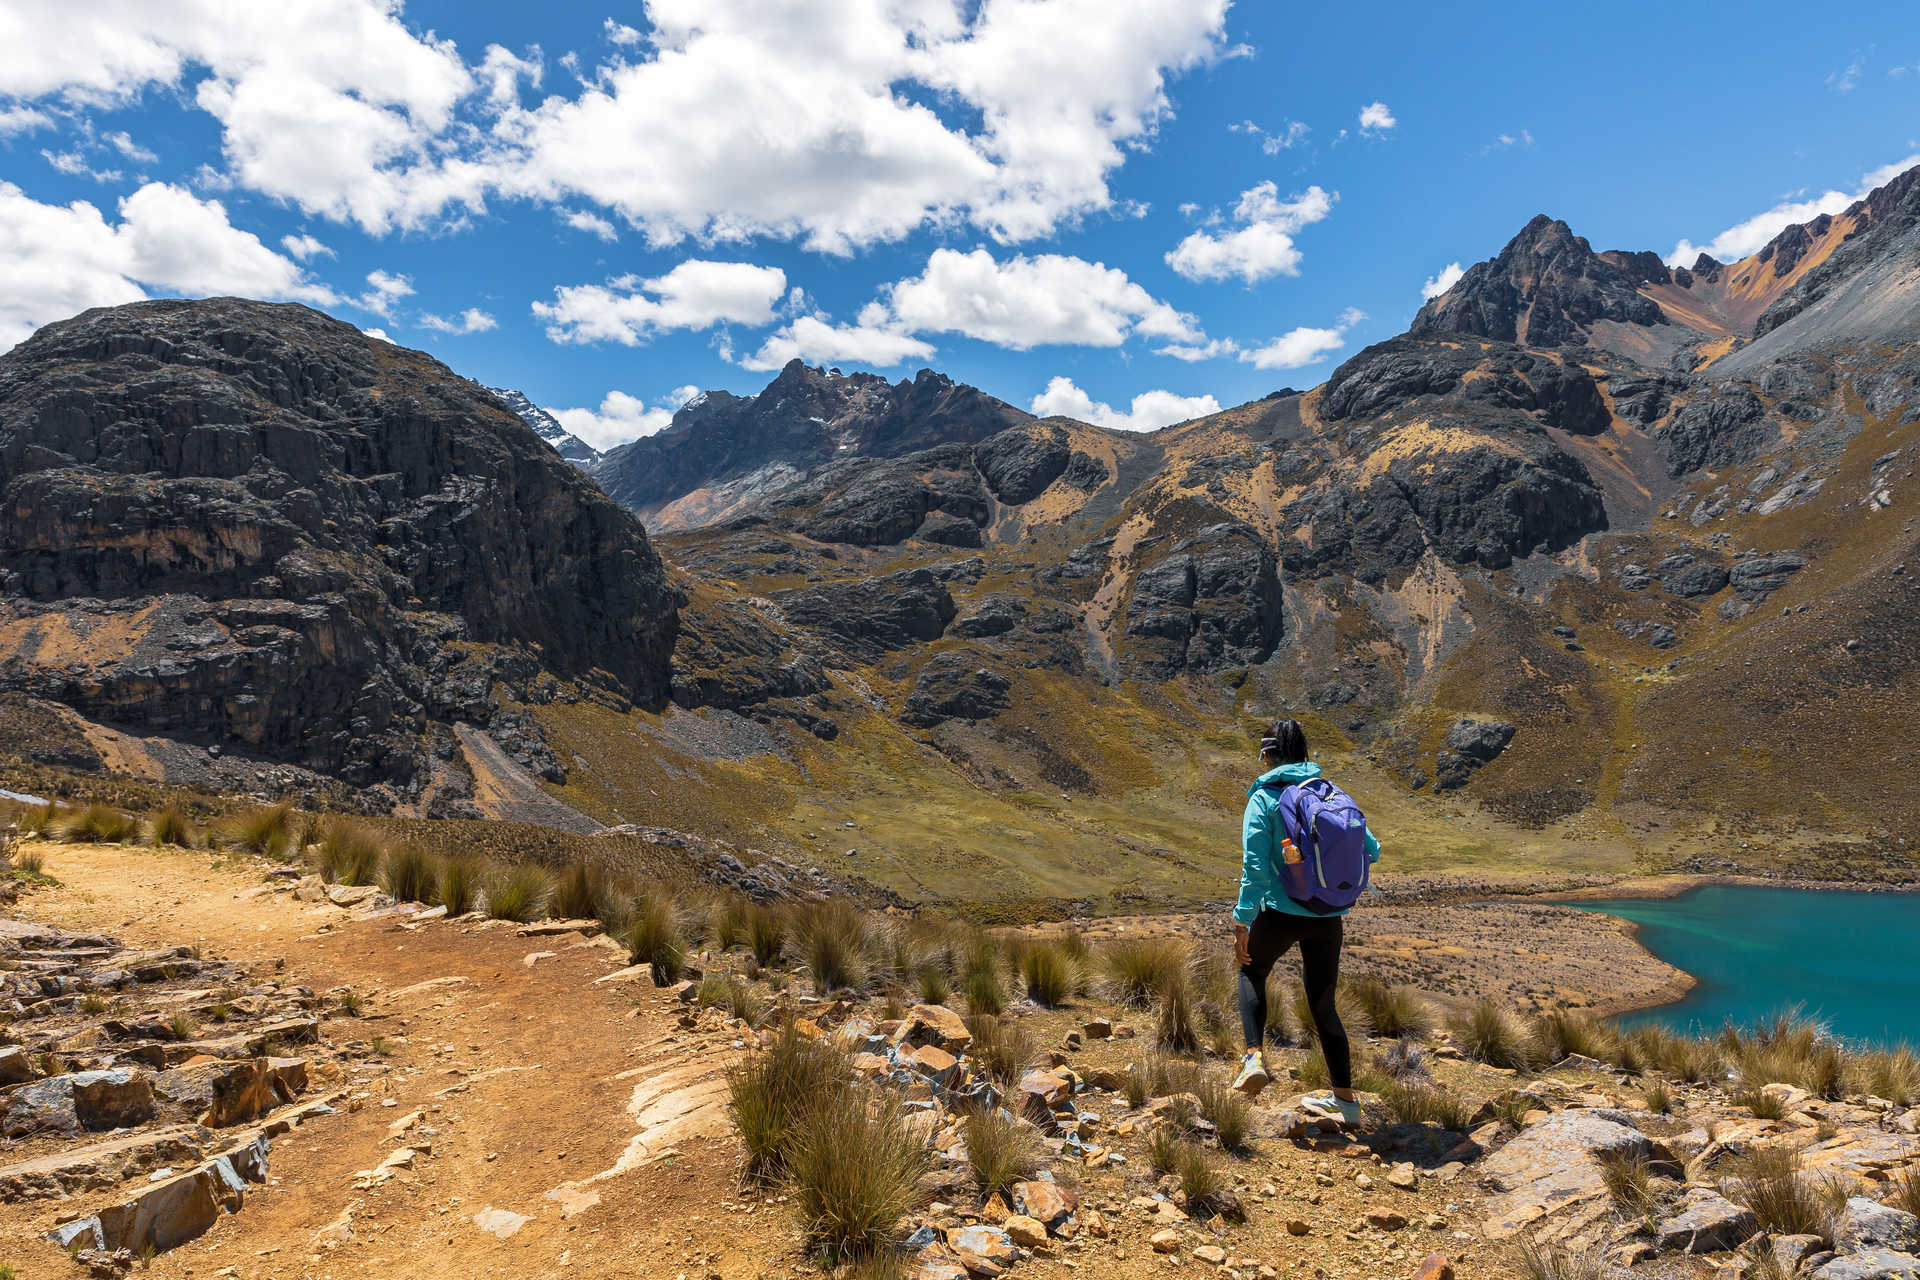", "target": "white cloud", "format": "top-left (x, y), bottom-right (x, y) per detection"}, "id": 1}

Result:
top-left (355, 268), bottom-right (413, 317)
top-left (0, 106), bottom-right (51, 135)
top-left (0, 179), bottom-right (338, 351)
top-left (1165, 182), bottom-right (1335, 283)
top-left (361, 326), bottom-right (392, 341)
top-left (1156, 337), bottom-right (1239, 362)
top-left (1029, 375), bottom-right (1219, 432)
top-left (878, 247), bottom-right (1200, 348)
top-left (419, 306), bottom-right (497, 334)
top-left (0, 0), bottom-right (1233, 249)
top-left (549, 384), bottom-right (703, 450)
top-left (1666, 153), bottom-right (1920, 266)
top-left (742, 316), bottom-right (935, 373)
top-left (534, 259), bottom-right (787, 345)
top-left (280, 232), bottom-right (332, 260)
top-left (1358, 101), bottom-right (1396, 133)
top-left (562, 209), bottom-right (618, 241)
top-left (1229, 118), bottom-right (1308, 153)
top-left (1420, 262), bottom-right (1465, 301)
top-left (1238, 307), bottom-right (1365, 371)
top-left (42, 149), bottom-right (122, 183)
top-left (103, 130), bottom-right (158, 164)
